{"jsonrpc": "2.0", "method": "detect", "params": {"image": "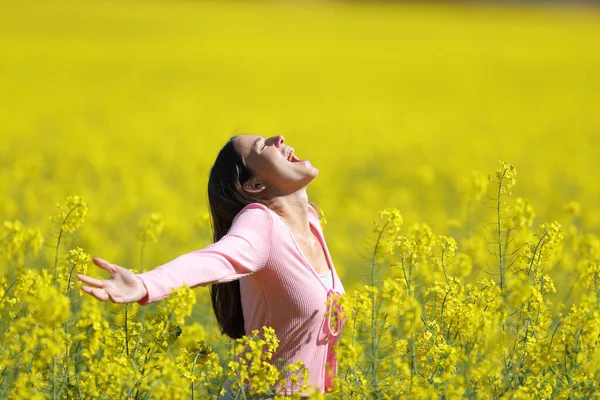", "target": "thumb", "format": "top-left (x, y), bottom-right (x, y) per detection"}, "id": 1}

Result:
top-left (94, 257), bottom-right (117, 274)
